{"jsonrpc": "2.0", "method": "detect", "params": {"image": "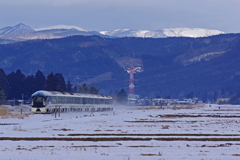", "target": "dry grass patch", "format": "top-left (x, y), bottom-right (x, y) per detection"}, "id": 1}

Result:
top-left (94, 130), bottom-right (101, 132)
top-left (125, 120), bottom-right (177, 123)
top-left (155, 114), bottom-right (240, 118)
top-left (128, 145), bottom-right (156, 148)
top-left (201, 143), bottom-right (233, 147)
top-left (53, 128), bottom-right (73, 131)
top-left (162, 125), bottom-right (170, 129)
top-left (141, 152), bottom-right (162, 156)
top-left (13, 126), bottom-right (27, 132)
top-left (0, 106), bottom-right (8, 116)
top-left (0, 106), bottom-right (31, 119)
top-left (232, 154), bottom-right (240, 156)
